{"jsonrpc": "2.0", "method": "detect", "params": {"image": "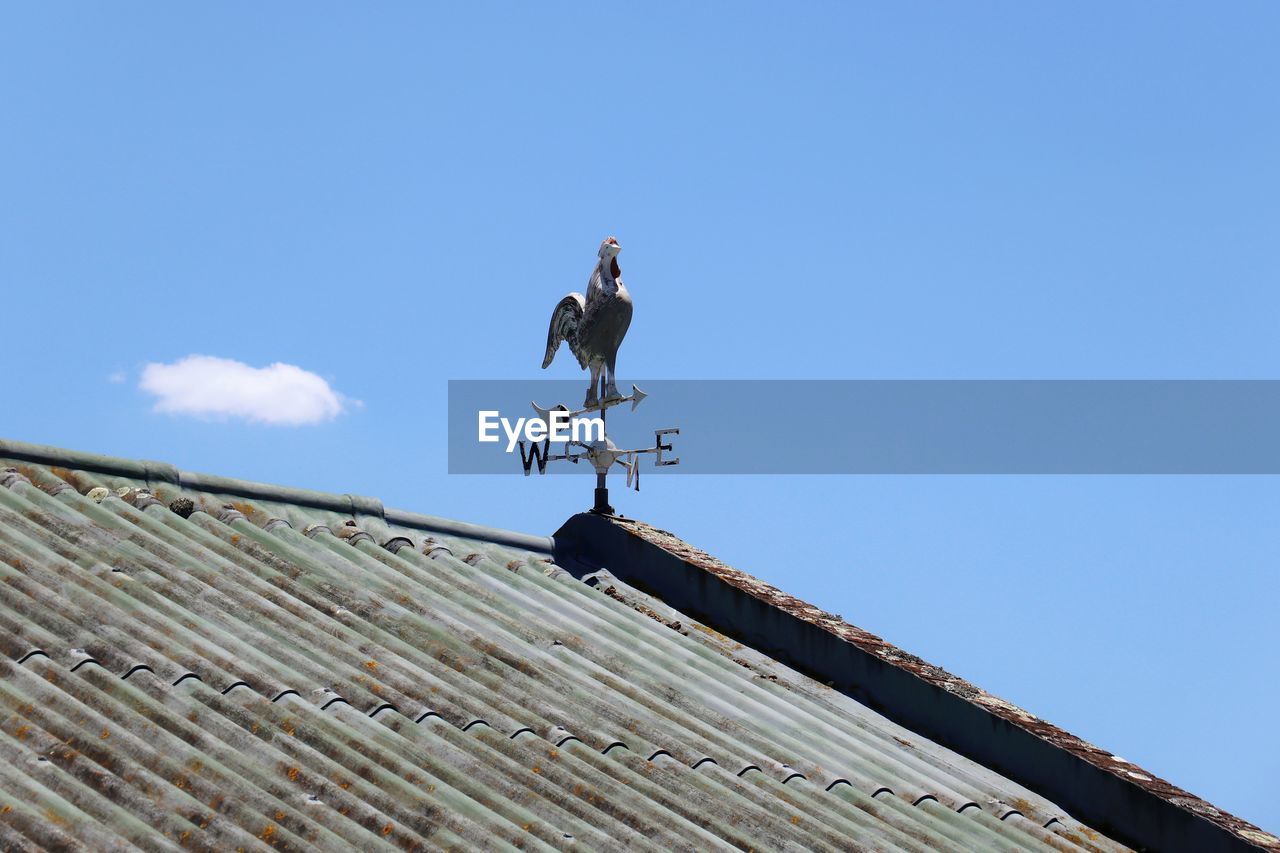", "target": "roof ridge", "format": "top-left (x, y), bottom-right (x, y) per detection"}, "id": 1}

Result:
top-left (0, 436), bottom-right (551, 554)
